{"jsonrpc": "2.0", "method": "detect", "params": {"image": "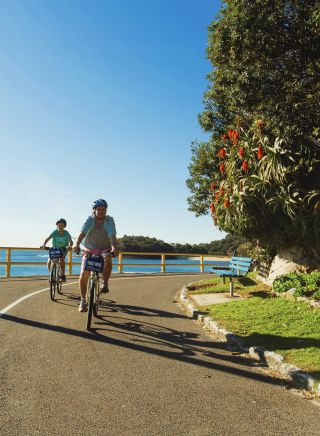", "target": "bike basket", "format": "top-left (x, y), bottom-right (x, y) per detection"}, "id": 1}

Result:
top-left (49, 247), bottom-right (64, 259)
top-left (84, 255), bottom-right (104, 273)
